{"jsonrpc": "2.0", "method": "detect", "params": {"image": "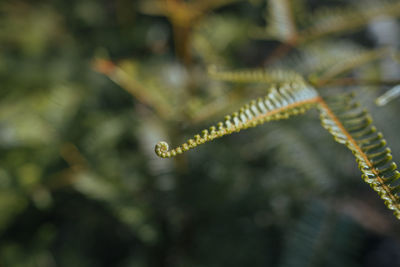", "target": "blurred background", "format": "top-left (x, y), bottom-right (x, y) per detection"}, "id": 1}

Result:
top-left (1, 0), bottom-right (400, 266)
